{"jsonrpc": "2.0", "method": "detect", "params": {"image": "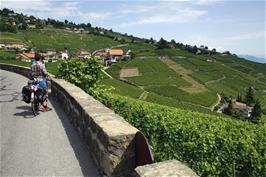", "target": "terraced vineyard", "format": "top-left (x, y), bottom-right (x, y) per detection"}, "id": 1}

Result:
top-left (105, 52), bottom-right (266, 111)
top-left (1, 27), bottom-right (266, 112)
top-left (1, 28), bottom-right (120, 53)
